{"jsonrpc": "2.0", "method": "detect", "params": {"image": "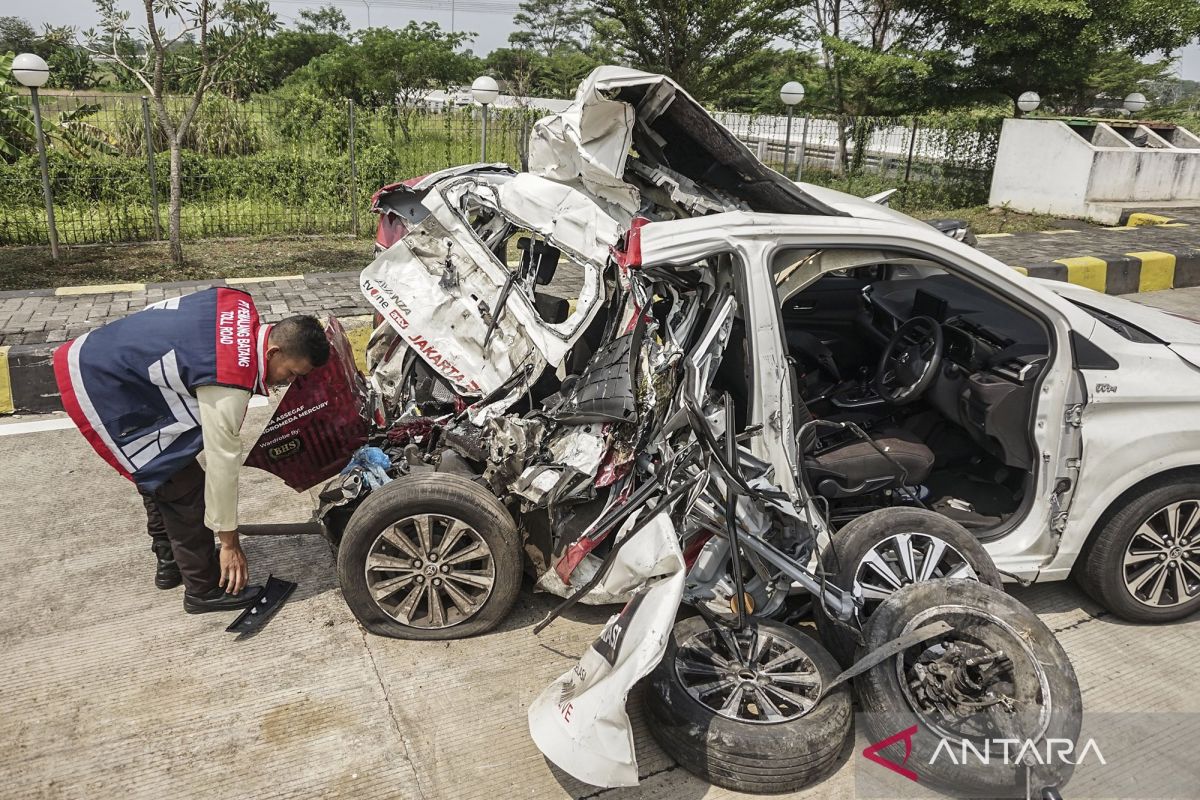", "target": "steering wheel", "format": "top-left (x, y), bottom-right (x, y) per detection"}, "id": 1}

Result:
top-left (874, 316), bottom-right (944, 404)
